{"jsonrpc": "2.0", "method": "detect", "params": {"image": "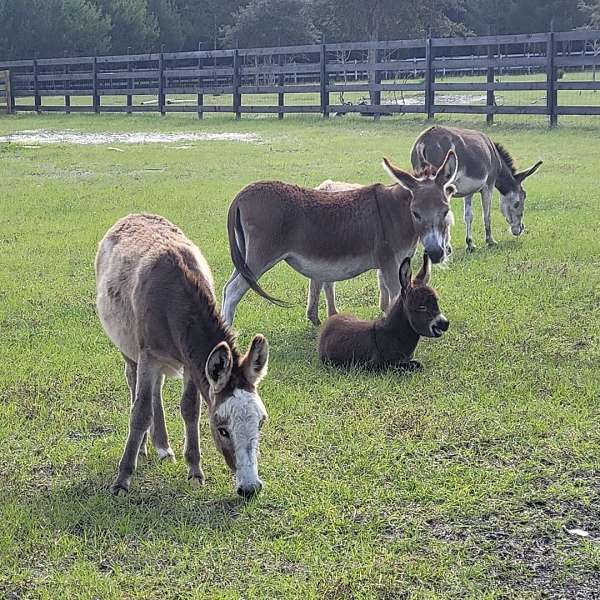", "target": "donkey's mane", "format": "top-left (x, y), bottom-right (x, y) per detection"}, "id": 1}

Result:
top-left (413, 163), bottom-right (438, 179)
top-left (166, 249), bottom-right (240, 362)
top-left (494, 142), bottom-right (516, 175)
